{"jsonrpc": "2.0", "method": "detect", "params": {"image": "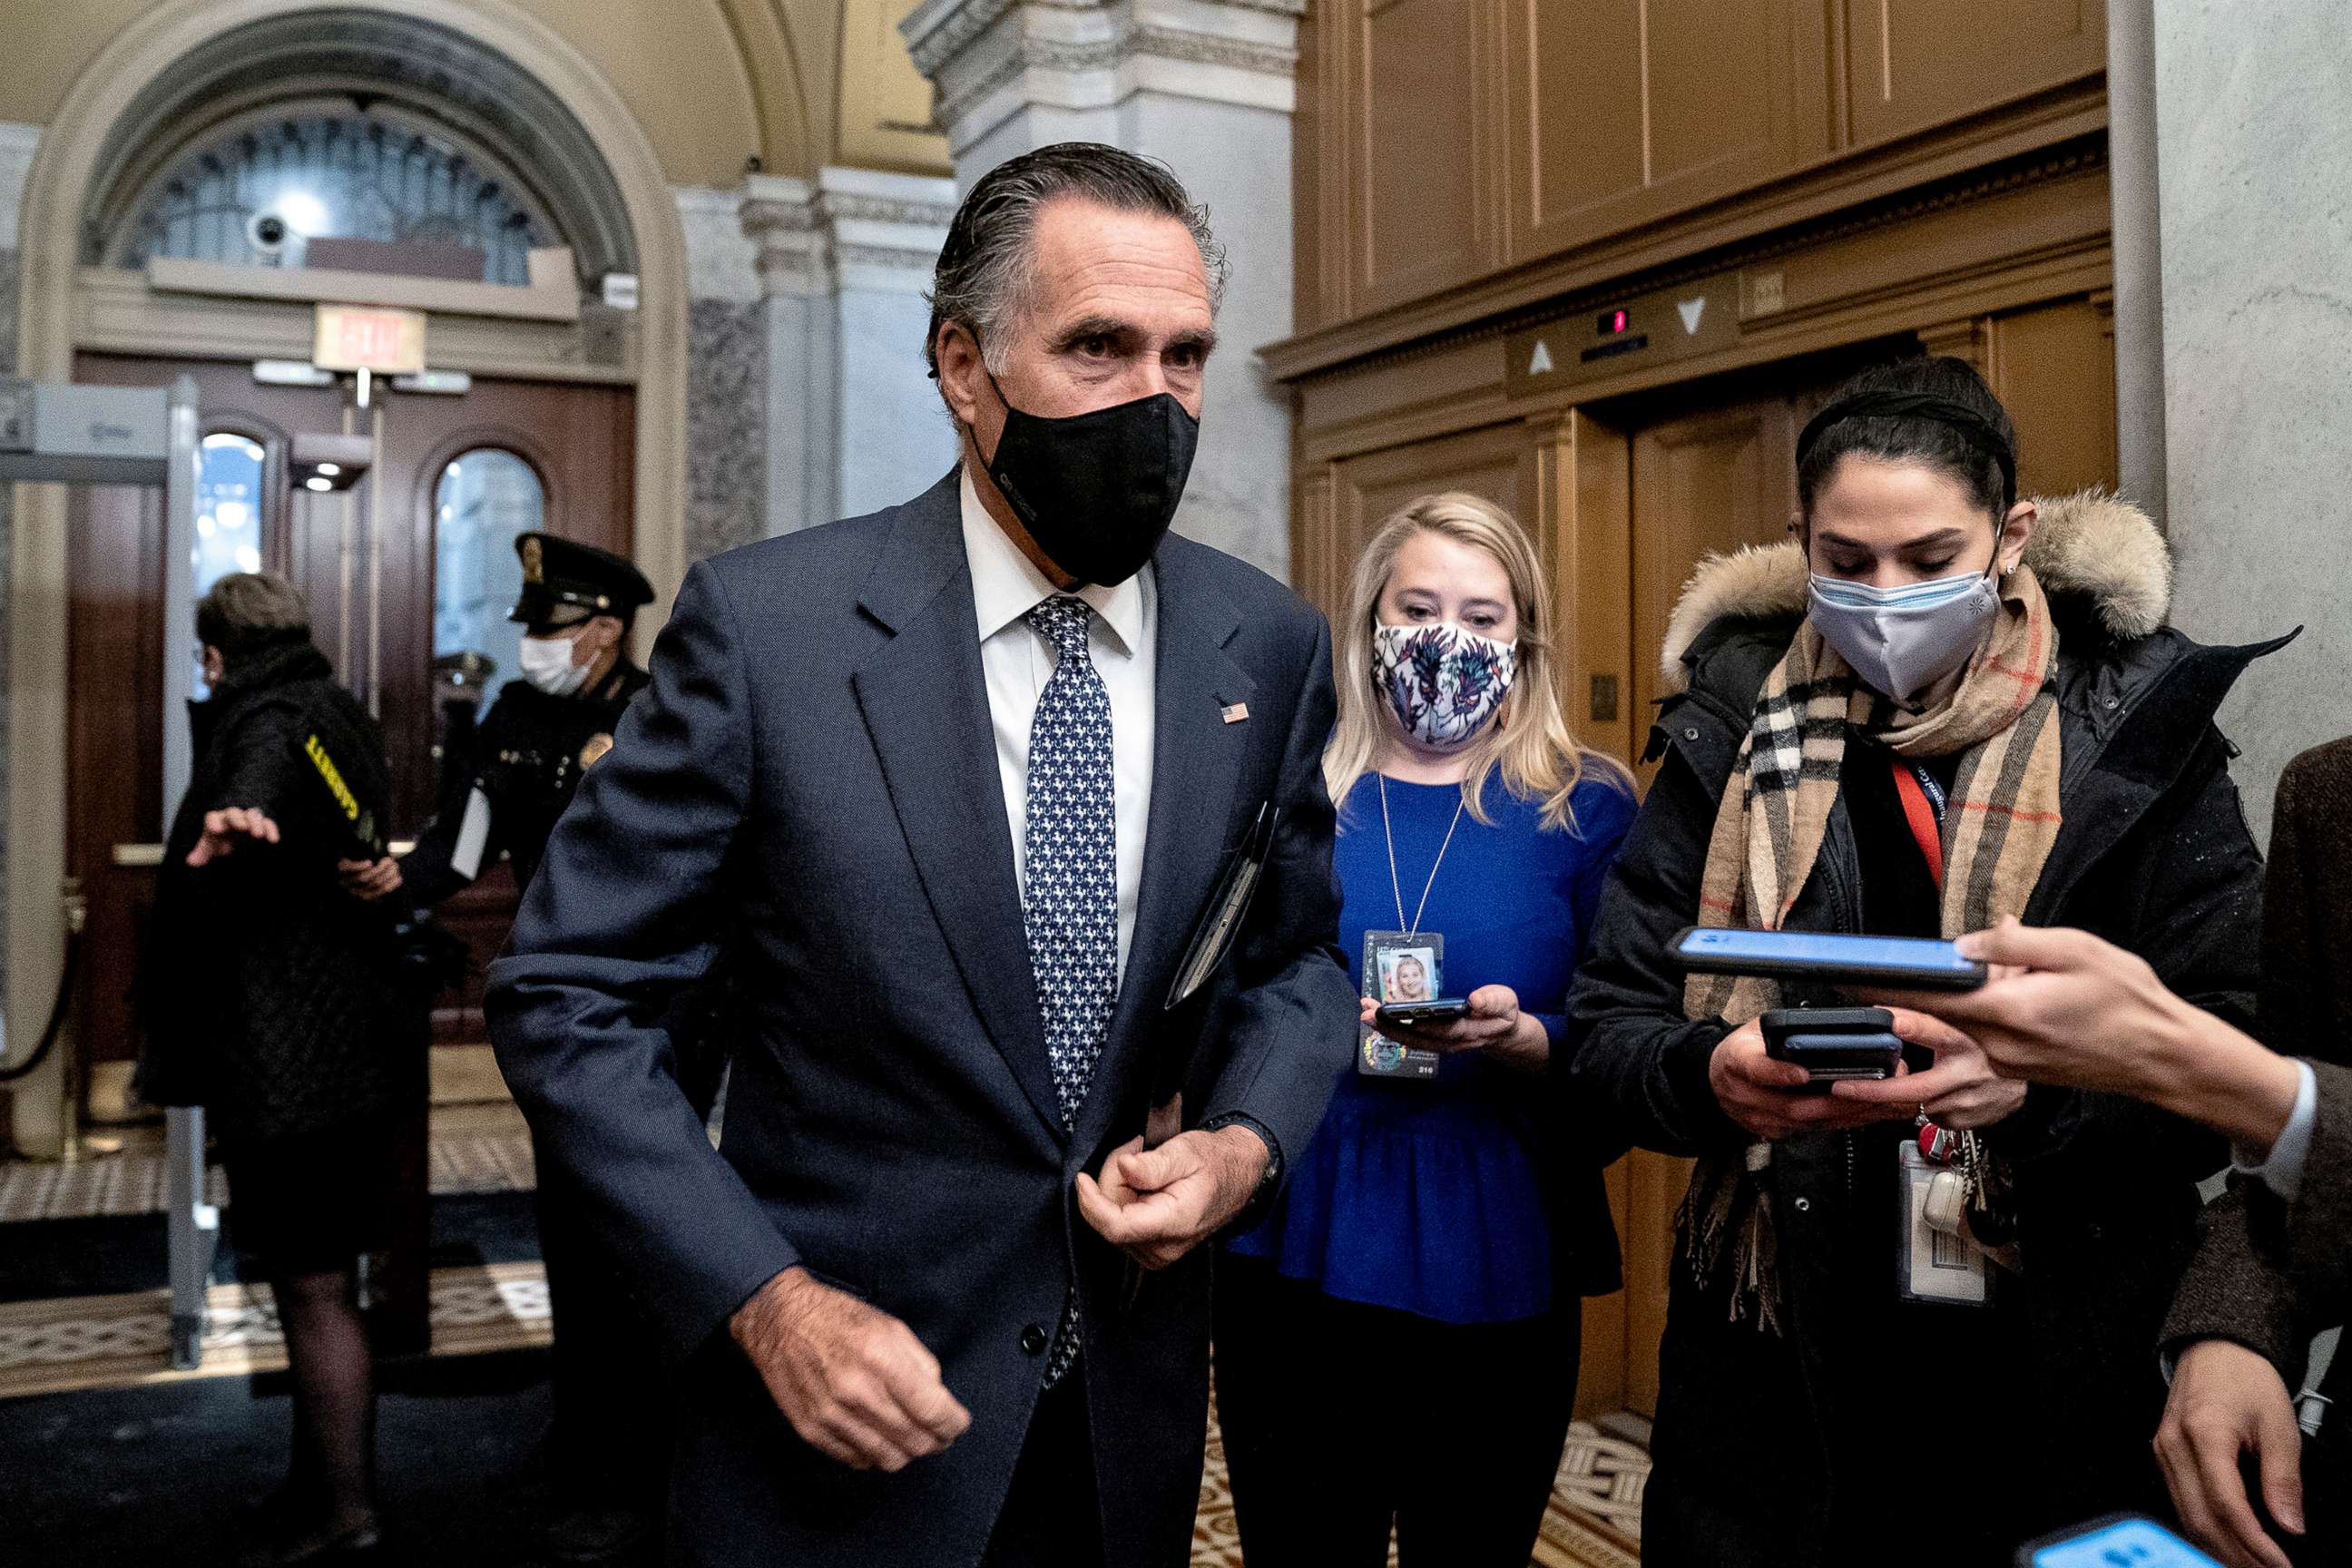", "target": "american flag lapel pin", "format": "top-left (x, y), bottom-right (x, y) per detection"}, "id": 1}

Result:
top-left (1221, 702), bottom-right (1250, 724)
